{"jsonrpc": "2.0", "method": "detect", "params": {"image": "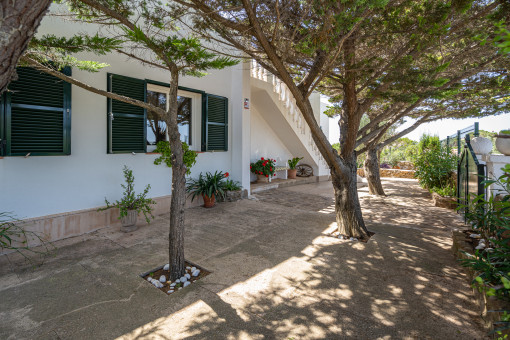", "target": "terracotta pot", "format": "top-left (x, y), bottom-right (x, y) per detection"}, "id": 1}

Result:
top-left (287, 169), bottom-right (297, 179)
top-left (257, 174), bottom-right (270, 183)
top-left (203, 194), bottom-right (216, 208)
top-left (120, 209), bottom-right (138, 233)
top-left (495, 135), bottom-right (510, 156)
